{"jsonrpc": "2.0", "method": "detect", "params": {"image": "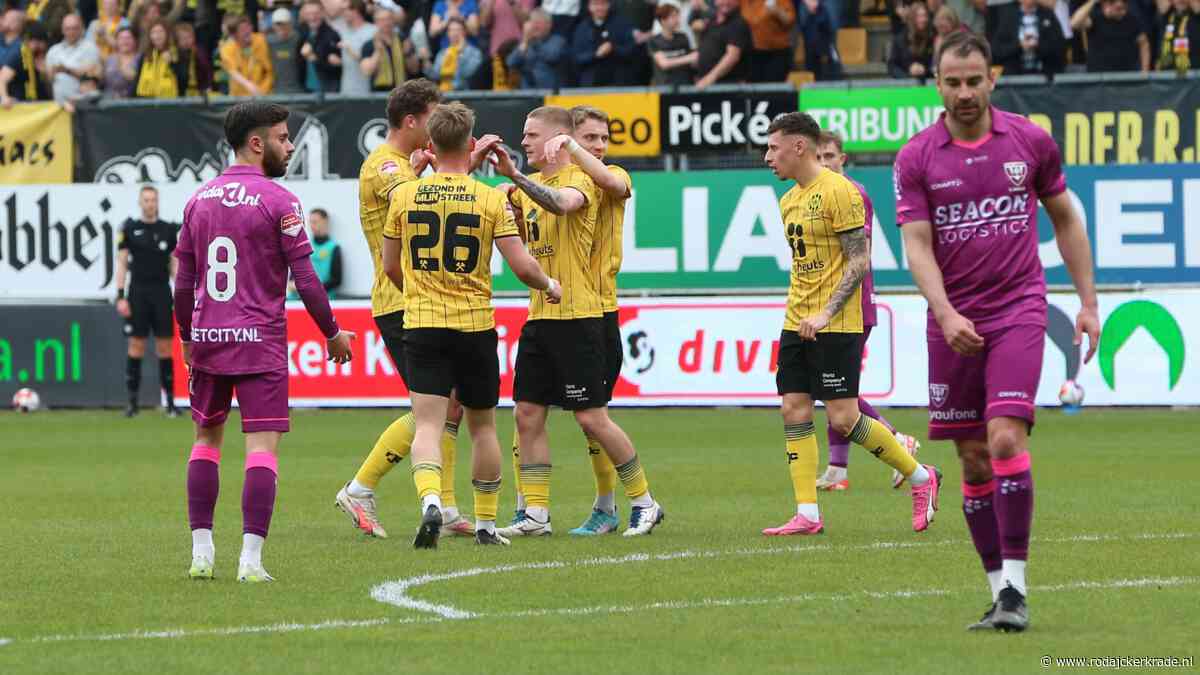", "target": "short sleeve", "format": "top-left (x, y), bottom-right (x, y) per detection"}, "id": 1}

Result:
top-left (382, 186), bottom-right (406, 239)
top-left (732, 18), bottom-right (753, 51)
top-left (361, 40), bottom-right (375, 58)
top-left (2, 48), bottom-right (19, 70)
top-left (117, 220), bottom-right (130, 250)
top-left (492, 192), bottom-right (520, 239)
top-left (166, 223), bottom-right (179, 253)
top-left (375, 157), bottom-right (416, 202)
top-left (830, 181), bottom-right (866, 233)
top-left (608, 165), bottom-right (633, 200)
top-left (1032, 126), bottom-right (1067, 199)
top-left (432, 0), bottom-right (447, 17)
top-left (275, 195), bottom-right (315, 262)
top-left (563, 169), bottom-right (597, 206)
top-left (893, 144), bottom-right (932, 225)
